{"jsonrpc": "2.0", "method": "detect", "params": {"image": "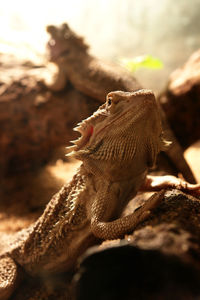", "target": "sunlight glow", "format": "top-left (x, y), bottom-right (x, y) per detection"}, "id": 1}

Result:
top-left (0, 0), bottom-right (199, 92)
top-left (0, 0), bottom-right (80, 61)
